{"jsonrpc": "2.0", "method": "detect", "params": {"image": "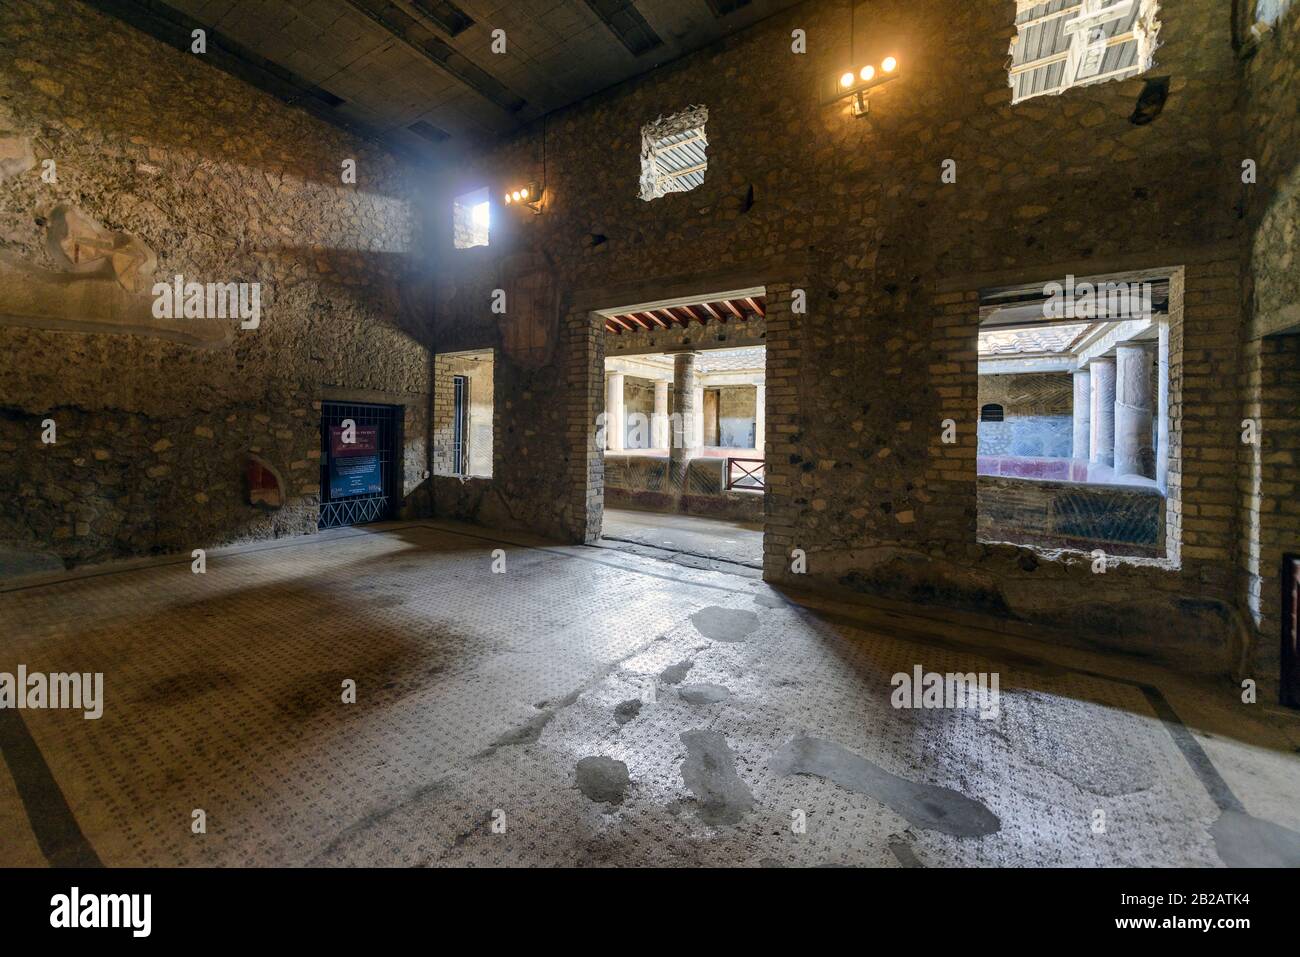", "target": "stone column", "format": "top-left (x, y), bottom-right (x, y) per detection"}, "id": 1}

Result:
top-left (1088, 357), bottom-right (1116, 468)
top-left (753, 382), bottom-right (766, 454)
top-left (1114, 341), bottom-right (1155, 478)
top-left (652, 379), bottom-right (669, 450)
top-left (605, 371), bottom-right (625, 452)
top-left (1071, 368), bottom-right (1091, 460)
top-left (670, 352), bottom-right (700, 488)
